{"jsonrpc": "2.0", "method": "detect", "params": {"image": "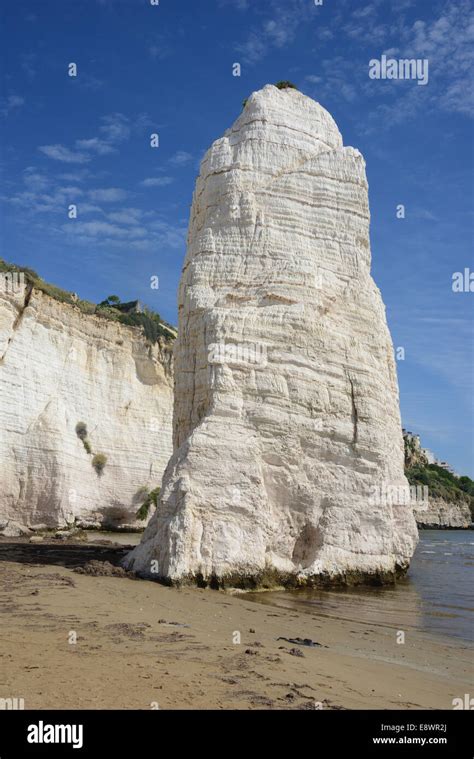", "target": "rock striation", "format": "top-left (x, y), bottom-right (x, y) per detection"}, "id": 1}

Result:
top-left (125, 85), bottom-right (418, 587)
top-left (0, 283), bottom-right (173, 533)
top-left (414, 498), bottom-right (471, 529)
